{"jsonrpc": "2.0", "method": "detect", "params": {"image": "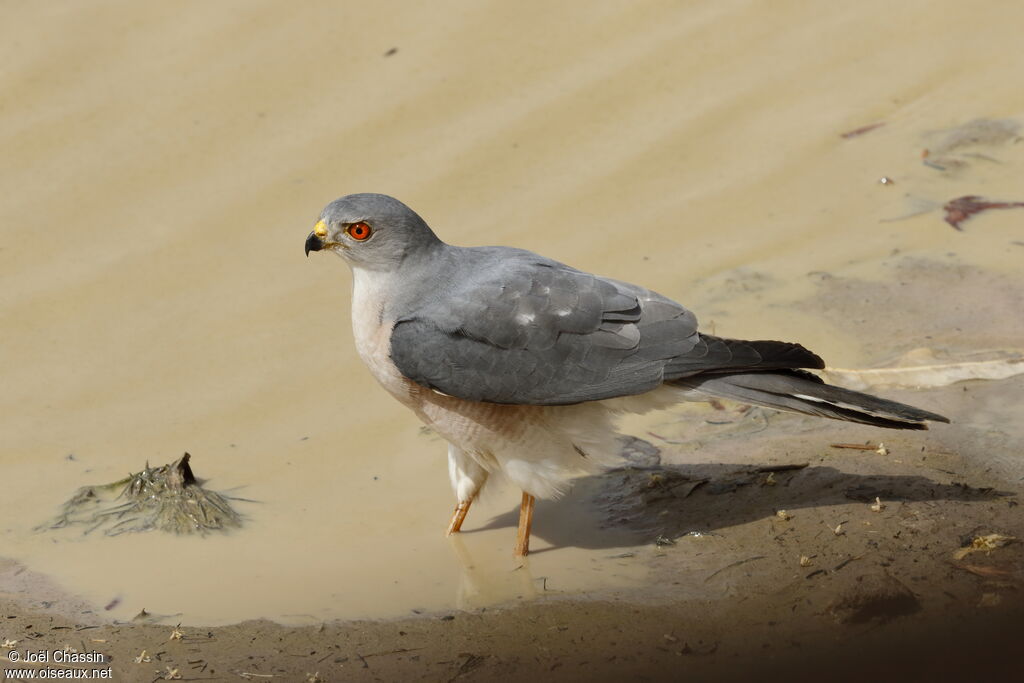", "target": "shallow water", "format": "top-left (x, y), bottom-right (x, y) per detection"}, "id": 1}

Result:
top-left (2, 0), bottom-right (1023, 625)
